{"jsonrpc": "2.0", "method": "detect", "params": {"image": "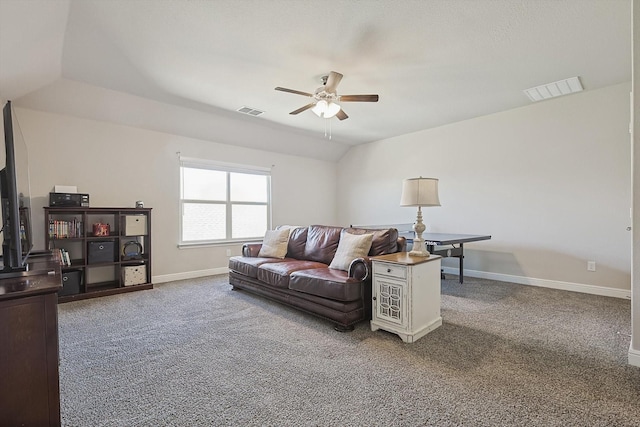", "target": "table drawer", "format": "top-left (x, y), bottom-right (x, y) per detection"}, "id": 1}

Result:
top-left (373, 262), bottom-right (407, 280)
